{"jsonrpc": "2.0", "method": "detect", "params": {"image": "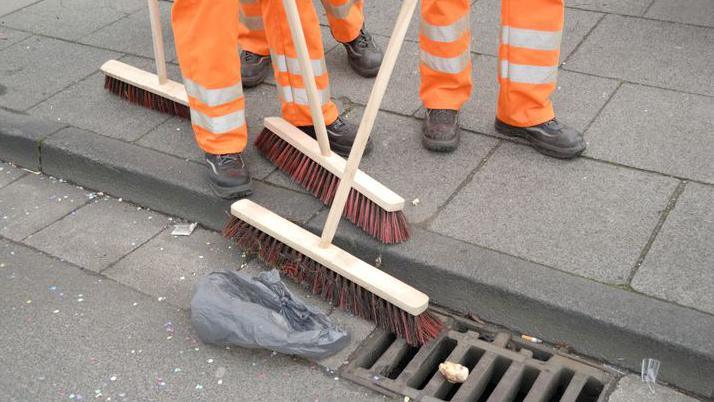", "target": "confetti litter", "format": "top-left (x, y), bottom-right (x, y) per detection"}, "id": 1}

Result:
top-left (411, 198), bottom-right (420, 206)
top-left (157, 297), bottom-right (166, 302)
top-left (49, 286), bottom-right (58, 291)
top-left (217, 379), bottom-right (223, 385)
top-left (195, 384), bottom-right (203, 390)
top-left (173, 368), bottom-right (182, 373)
top-left (171, 223), bottom-right (197, 236)
top-left (166, 336), bottom-right (172, 340)
top-left (271, 351), bottom-right (277, 357)
top-left (26, 300), bottom-right (32, 304)
top-left (110, 376), bottom-right (117, 382)
top-left (207, 358), bottom-right (214, 363)
top-left (77, 298), bottom-right (84, 302)
top-left (53, 310), bottom-right (60, 314)
top-left (198, 255), bottom-right (204, 259)
top-left (179, 276), bottom-right (185, 281)
top-left (194, 347), bottom-right (200, 352)
top-left (132, 302), bottom-right (138, 306)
